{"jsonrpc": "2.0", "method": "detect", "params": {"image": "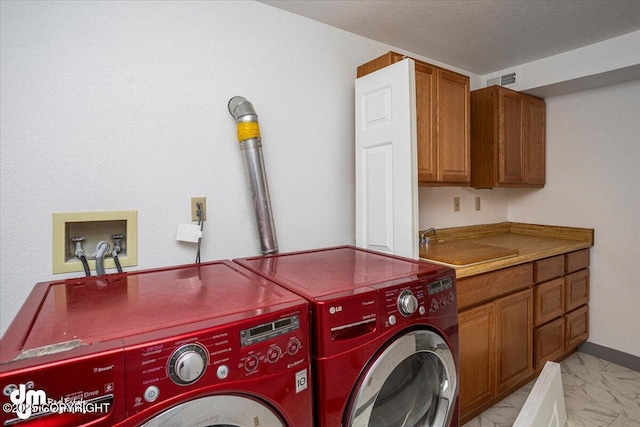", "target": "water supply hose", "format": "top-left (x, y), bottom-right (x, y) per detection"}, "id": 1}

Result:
top-left (228, 96), bottom-right (278, 255)
top-left (111, 234), bottom-right (124, 273)
top-left (95, 241), bottom-right (110, 276)
top-left (72, 236), bottom-right (91, 277)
